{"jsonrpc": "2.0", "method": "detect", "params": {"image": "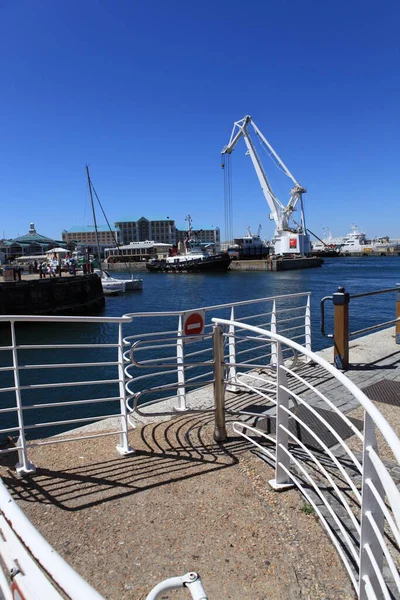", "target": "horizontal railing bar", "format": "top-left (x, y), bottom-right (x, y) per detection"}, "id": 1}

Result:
top-left (275, 305), bottom-right (306, 315)
top-left (19, 379), bottom-right (121, 391)
top-left (278, 324), bottom-right (305, 334)
top-left (234, 311), bottom-right (273, 322)
top-left (21, 396), bottom-right (123, 410)
top-left (18, 361), bottom-right (119, 371)
top-left (0, 366), bottom-right (13, 372)
top-left (23, 413), bottom-right (123, 430)
top-left (0, 426), bottom-right (21, 434)
top-left (350, 287), bottom-right (398, 299)
top-left (276, 315), bottom-right (304, 325)
top-left (124, 292), bottom-right (310, 318)
top-left (16, 343), bottom-right (120, 350)
top-left (0, 407), bottom-right (18, 414)
top-left (349, 318), bottom-right (399, 338)
top-left (0, 315), bottom-right (131, 323)
top-left (0, 445), bottom-right (23, 455)
top-left (235, 345), bottom-right (271, 358)
top-left (0, 387), bottom-right (16, 394)
top-left (0, 347), bottom-right (13, 351)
